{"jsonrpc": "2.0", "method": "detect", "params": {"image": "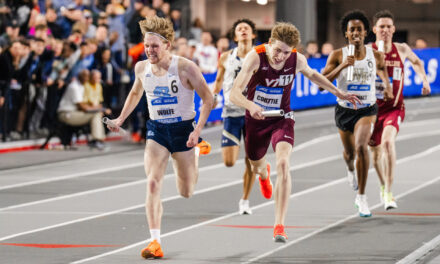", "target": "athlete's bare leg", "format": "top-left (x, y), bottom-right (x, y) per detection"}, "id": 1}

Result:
top-left (242, 157), bottom-right (256, 200)
top-left (274, 141), bottom-right (293, 226)
top-left (353, 115), bottom-right (376, 195)
top-left (381, 125), bottom-right (398, 193)
top-left (222, 145), bottom-right (240, 167)
top-left (371, 145), bottom-right (386, 187)
top-left (171, 147), bottom-right (198, 198)
top-left (249, 156), bottom-right (268, 180)
top-left (144, 140), bottom-right (171, 230)
top-left (338, 130), bottom-right (356, 171)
